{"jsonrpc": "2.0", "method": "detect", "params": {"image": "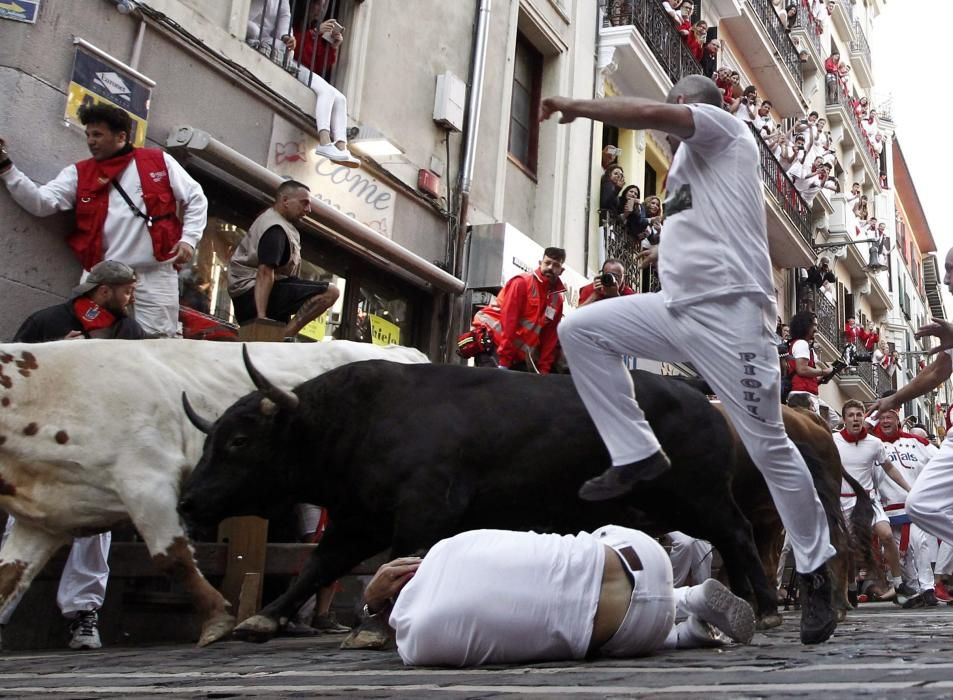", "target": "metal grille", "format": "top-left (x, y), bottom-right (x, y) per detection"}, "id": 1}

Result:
top-left (600, 212), bottom-right (661, 294)
top-left (747, 123), bottom-right (812, 248)
top-left (602, 0), bottom-right (703, 85)
top-left (849, 21), bottom-right (871, 67)
top-left (748, 0), bottom-right (803, 90)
